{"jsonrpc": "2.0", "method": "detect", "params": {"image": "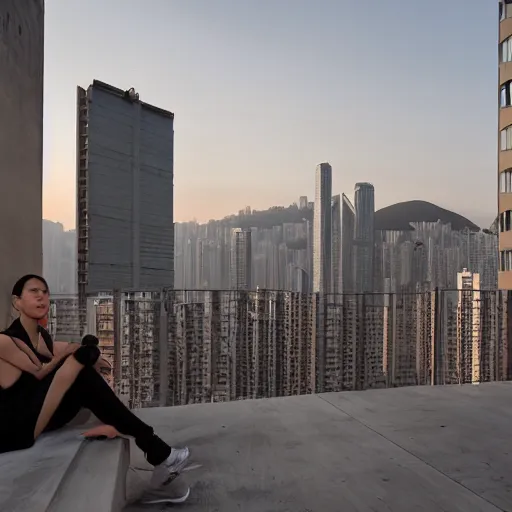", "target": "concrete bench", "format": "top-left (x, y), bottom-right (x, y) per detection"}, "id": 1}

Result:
top-left (0, 427), bottom-right (130, 512)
